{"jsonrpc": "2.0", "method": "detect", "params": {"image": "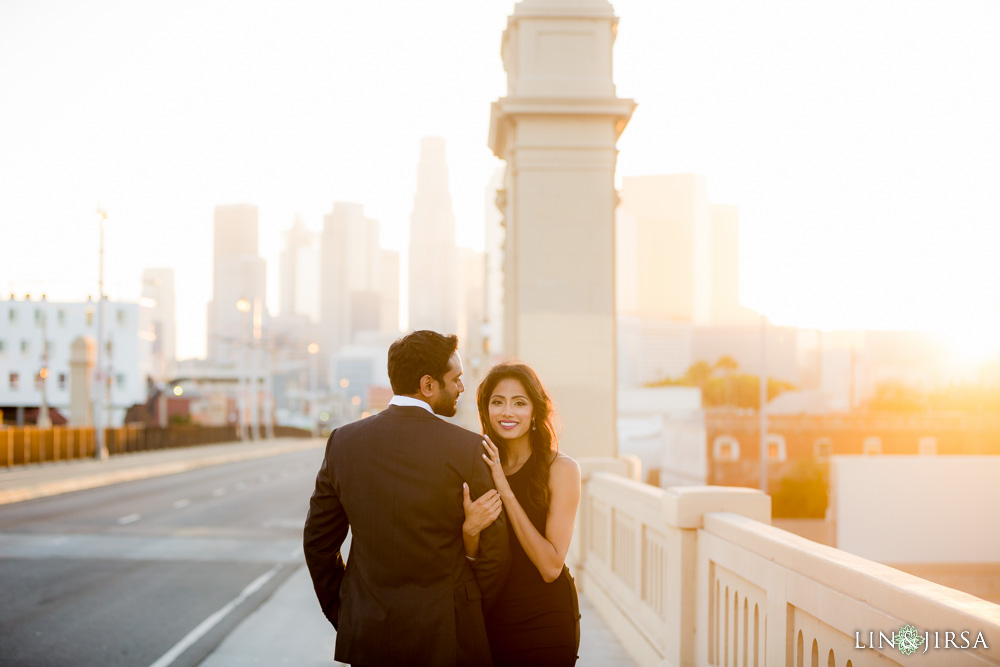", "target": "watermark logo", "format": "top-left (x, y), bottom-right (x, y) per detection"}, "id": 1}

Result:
top-left (855, 625), bottom-right (988, 655)
top-left (894, 625), bottom-right (925, 656)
